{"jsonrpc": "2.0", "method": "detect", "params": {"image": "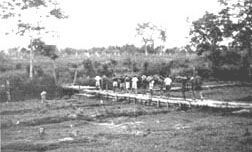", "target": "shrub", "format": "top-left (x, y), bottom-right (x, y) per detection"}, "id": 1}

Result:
top-left (123, 57), bottom-right (132, 70)
top-left (56, 67), bottom-right (72, 84)
top-left (97, 64), bottom-right (113, 77)
top-left (93, 61), bottom-right (101, 69)
top-left (140, 62), bottom-right (171, 76)
top-left (72, 63), bottom-right (78, 68)
top-left (0, 71), bottom-right (63, 102)
top-left (0, 62), bottom-right (13, 72)
top-left (196, 67), bottom-right (213, 79)
top-left (213, 65), bottom-right (243, 81)
top-left (75, 76), bottom-right (96, 86)
top-left (143, 61), bottom-right (149, 74)
top-left (82, 59), bottom-right (95, 77)
top-left (15, 63), bottom-right (22, 70)
top-left (26, 65), bottom-right (44, 77)
top-left (159, 63), bottom-right (171, 76)
top-left (110, 59), bottom-right (118, 66)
